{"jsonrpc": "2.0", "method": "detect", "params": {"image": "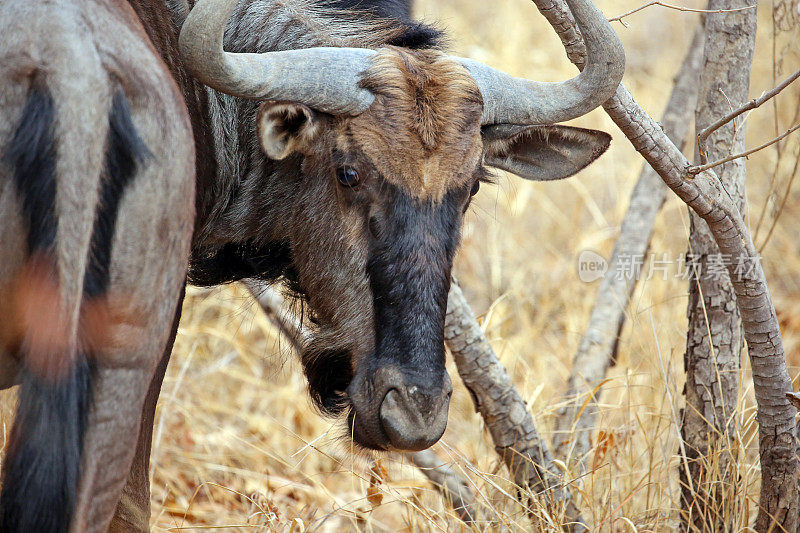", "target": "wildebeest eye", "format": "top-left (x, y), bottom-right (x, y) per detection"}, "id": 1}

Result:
top-left (470, 180), bottom-right (480, 197)
top-left (336, 167), bottom-right (360, 188)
